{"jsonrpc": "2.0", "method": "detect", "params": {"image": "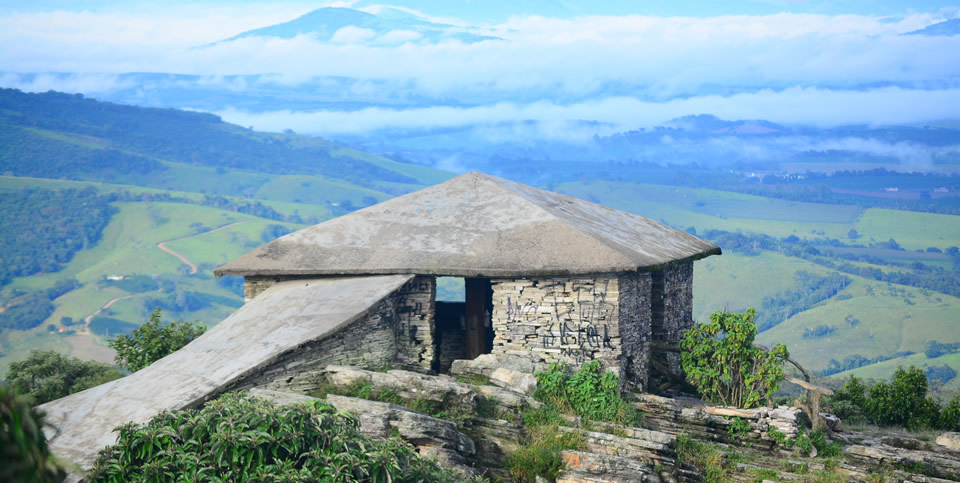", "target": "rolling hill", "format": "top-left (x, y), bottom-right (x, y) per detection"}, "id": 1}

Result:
top-left (0, 88), bottom-right (957, 395)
